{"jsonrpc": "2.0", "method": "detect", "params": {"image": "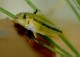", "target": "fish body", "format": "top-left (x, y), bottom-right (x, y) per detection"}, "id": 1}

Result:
top-left (15, 12), bottom-right (62, 37)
